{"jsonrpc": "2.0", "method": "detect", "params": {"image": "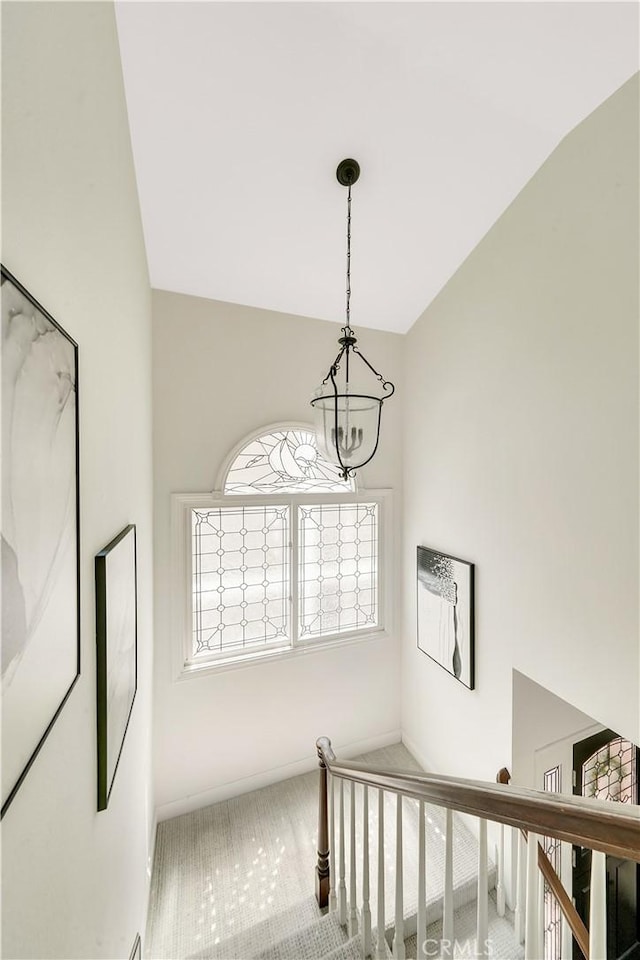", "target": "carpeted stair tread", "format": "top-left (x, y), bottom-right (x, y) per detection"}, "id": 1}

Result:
top-left (402, 894), bottom-right (523, 960)
top-left (320, 933), bottom-right (366, 960)
top-left (254, 912), bottom-right (348, 960)
top-left (186, 897), bottom-right (323, 960)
